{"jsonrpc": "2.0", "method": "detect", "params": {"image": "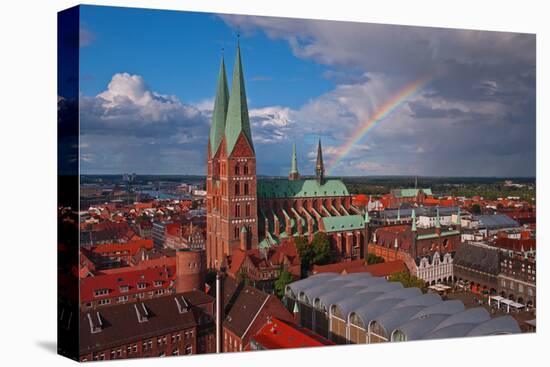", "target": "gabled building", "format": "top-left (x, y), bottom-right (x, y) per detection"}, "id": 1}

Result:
top-left (369, 208), bottom-right (460, 285)
top-left (214, 276), bottom-right (294, 352)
